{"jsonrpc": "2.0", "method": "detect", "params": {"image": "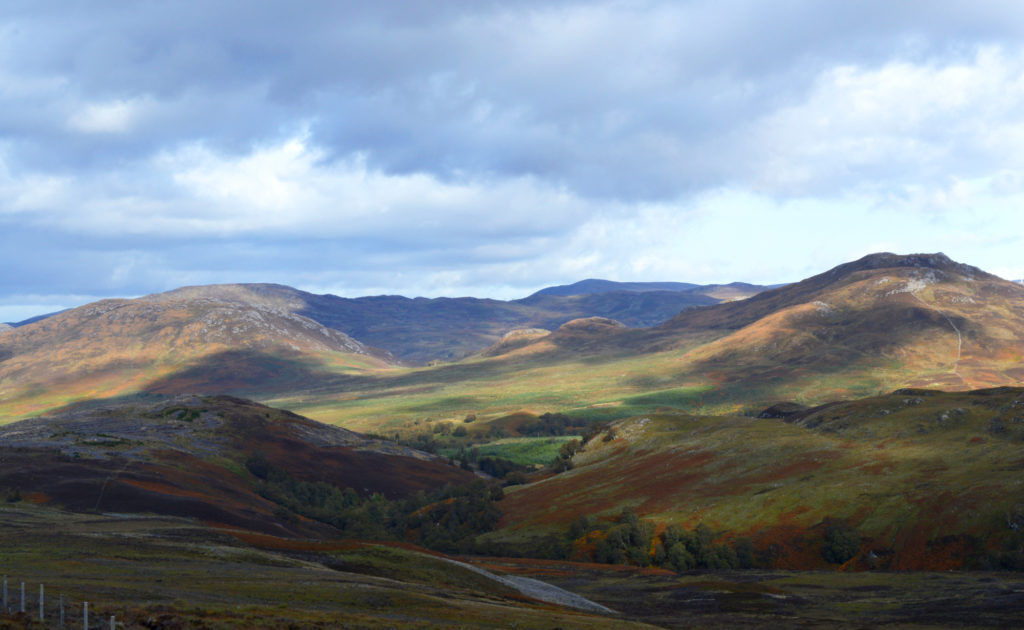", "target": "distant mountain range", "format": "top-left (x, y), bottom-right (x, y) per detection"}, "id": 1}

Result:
top-left (530, 278), bottom-right (781, 300)
top-left (140, 279), bottom-right (770, 364)
top-left (2, 253), bottom-right (1023, 424)
top-left (493, 252), bottom-right (1024, 397)
top-left (0, 280), bottom-right (771, 362)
